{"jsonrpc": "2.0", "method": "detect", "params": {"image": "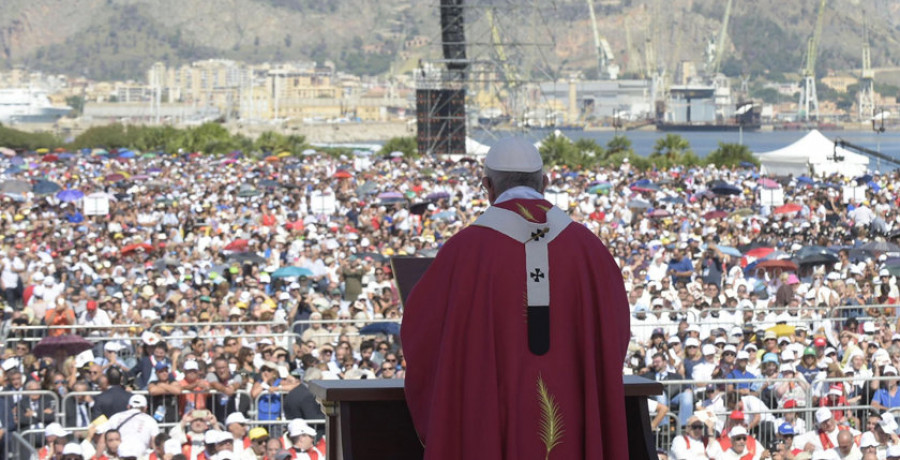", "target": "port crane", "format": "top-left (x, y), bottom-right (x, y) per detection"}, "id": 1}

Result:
top-left (585, 0), bottom-right (618, 79)
top-left (798, 0), bottom-right (827, 122)
top-left (708, 0), bottom-right (733, 76)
